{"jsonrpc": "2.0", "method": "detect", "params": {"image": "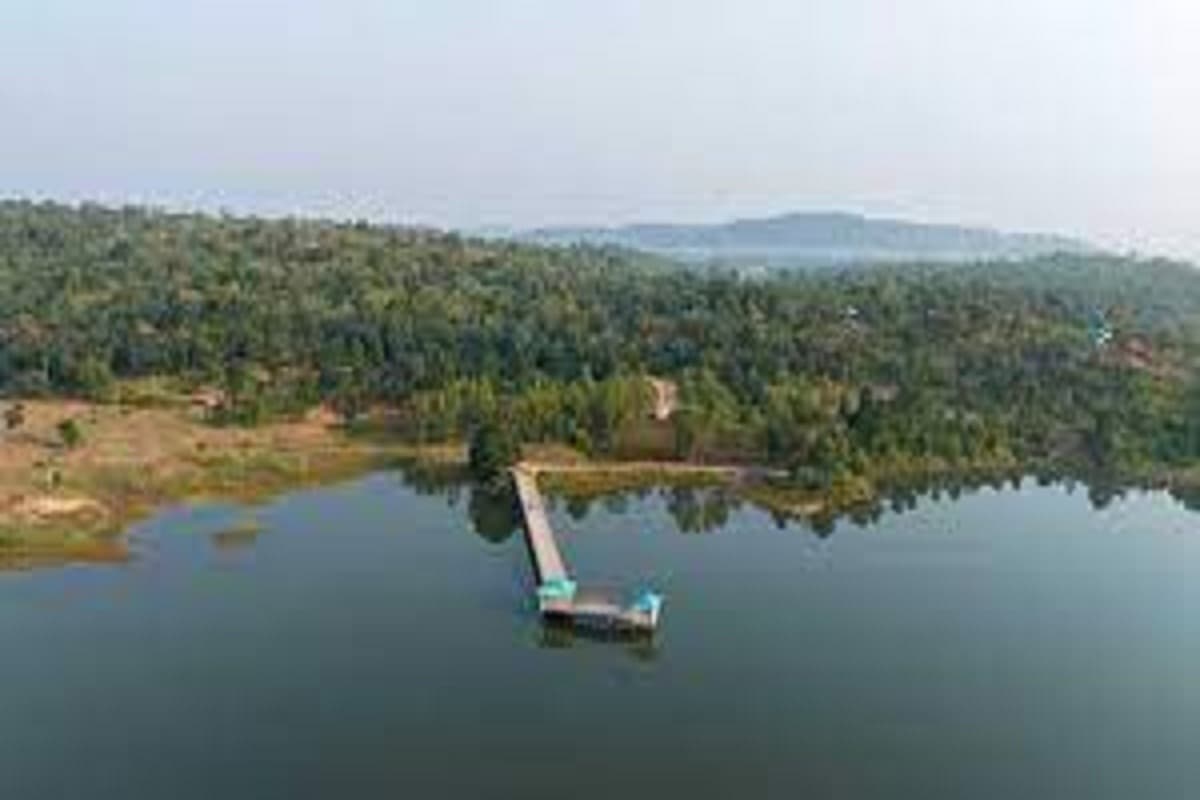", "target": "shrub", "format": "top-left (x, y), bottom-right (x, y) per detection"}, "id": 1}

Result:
top-left (57, 418), bottom-right (84, 449)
